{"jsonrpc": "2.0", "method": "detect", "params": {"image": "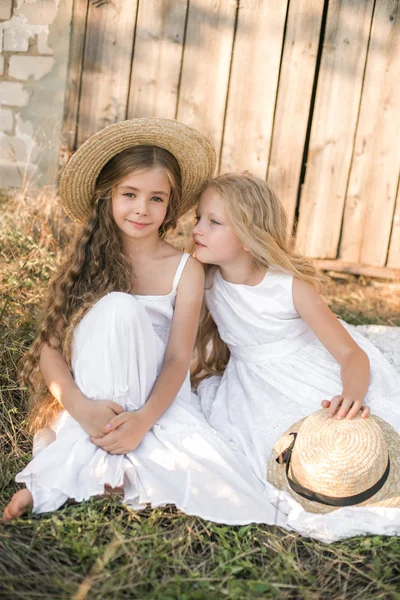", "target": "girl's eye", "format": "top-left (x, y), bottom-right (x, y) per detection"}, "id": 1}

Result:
top-left (151, 196), bottom-right (164, 203)
top-left (123, 192), bottom-right (135, 198)
top-left (211, 219), bottom-right (221, 225)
